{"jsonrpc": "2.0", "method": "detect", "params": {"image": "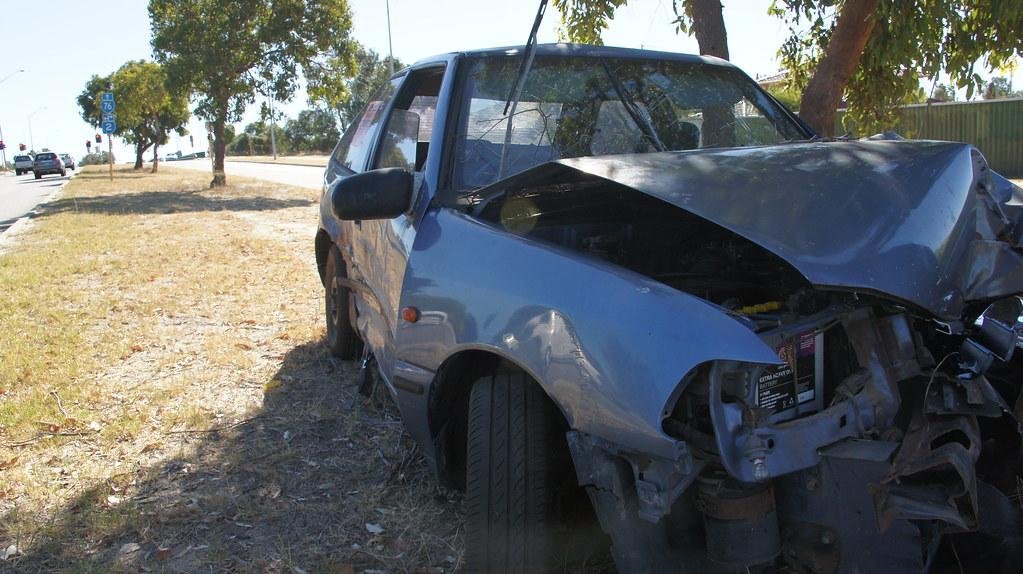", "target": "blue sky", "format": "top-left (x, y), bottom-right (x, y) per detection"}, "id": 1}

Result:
top-left (0, 0), bottom-right (1015, 162)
